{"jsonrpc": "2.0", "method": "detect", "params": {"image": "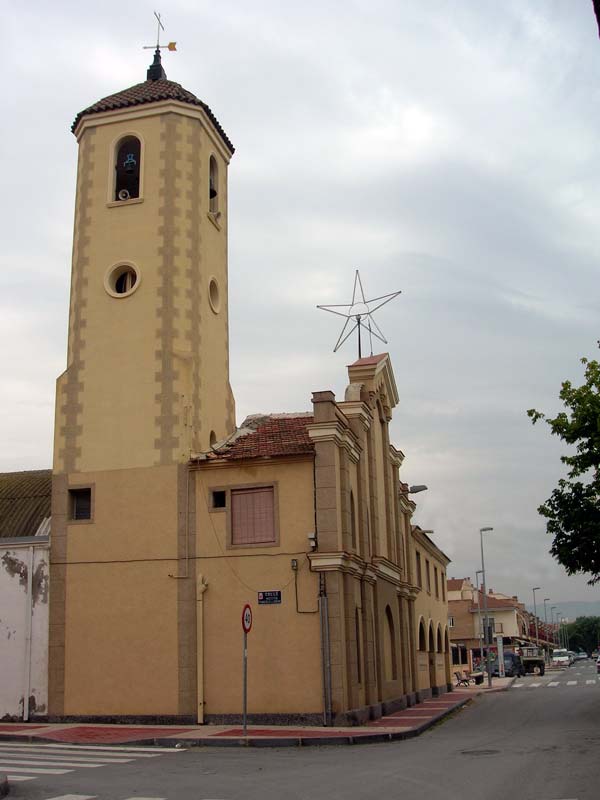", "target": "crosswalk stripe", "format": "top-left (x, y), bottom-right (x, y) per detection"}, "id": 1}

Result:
top-left (548, 681), bottom-right (560, 686)
top-left (36, 743), bottom-right (180, 754)
top-left (0, 743), bottom-right (167, 757)
top-left (530, 683), bottom-right (541, 687)
top-left (513, 683), bottom-right (523, 688)
top-left (45, 795), bottom-right (97, 799)
top-left (0, 757), bottom-right (103, 768)
top-left (6, 775), bottom-right (37, 782)
top-left (586, 679), bottom-right (596, 685)
top-left (0, 749), bottom-right (132, 764)
top-left (0, 765), bottom-right (72, 774)
top-left (567, 681), bottom-right (578, 686)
